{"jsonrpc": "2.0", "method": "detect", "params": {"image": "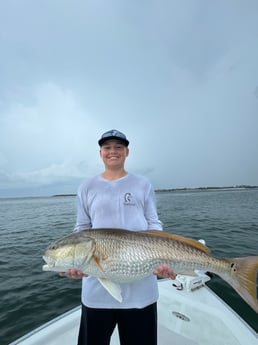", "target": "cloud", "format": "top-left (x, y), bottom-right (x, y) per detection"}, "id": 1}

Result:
top-left (0, 1), bottom-right (258, 196)
top-left (0, 82), bottom-right (102, 190)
